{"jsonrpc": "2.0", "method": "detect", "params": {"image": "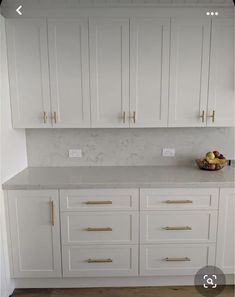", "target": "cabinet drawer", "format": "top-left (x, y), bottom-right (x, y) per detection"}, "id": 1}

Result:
top-left (61, 212), bottom-right (138, 244)
top-left (140, 188), bottom-right (219, 210)
top-left (140, 211), bottom-right (217, 243)
top-left (60, 189), bottom-right (139, 211)
top-left (140, 244), bottom-right (216, 276)
top-left (62, 245), bottom-right (138, 277)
